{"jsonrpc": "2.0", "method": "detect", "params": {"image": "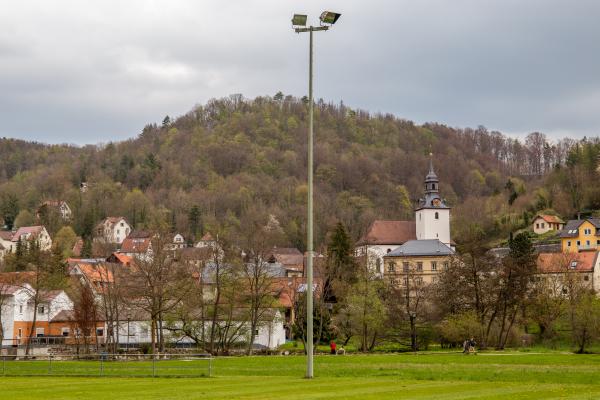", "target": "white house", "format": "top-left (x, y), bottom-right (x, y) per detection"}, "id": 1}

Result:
top-left (95, 217), bottom-right (131, 244)
top-left (168, 233), bottom-right (186, 250)
top-left (112, 310), bottom-right (286, 350)
top-left (0, 283), bottom-right (73, 346)
top-left (12, 226), bottom-right (52, 251)
top-left (38, 200), bottom-right (72, 220)
top-left (532, 214), bottom-right (565, 235)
